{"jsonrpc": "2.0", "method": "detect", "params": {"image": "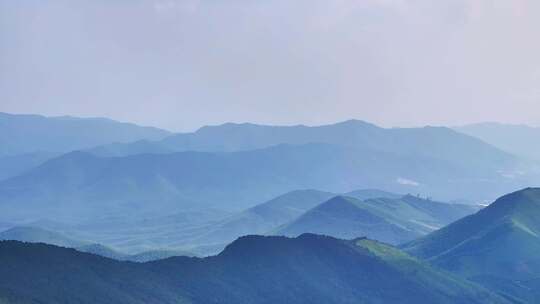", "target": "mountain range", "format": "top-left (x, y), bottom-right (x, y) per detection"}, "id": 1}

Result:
top-left (4, 187), bottom-right (540, 303)
top-left (0, 119), bottom-right (532, 223)
top-left (1, 112), bottom-right (540, 302)
top-left (0, 189), bottom-right (479, 256)
top-left (87, 120), bottom-right (526, 192)
top-left (0, 234), bottom-right (508, 304)
top-left (89, 120), bottom-right (512, 166)
top-left (0, 113), bottom-right (171, 182)
top-left (166, 189), bottom-right (479, 252)
top-left (4, 188), bottom-right (539, 303)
